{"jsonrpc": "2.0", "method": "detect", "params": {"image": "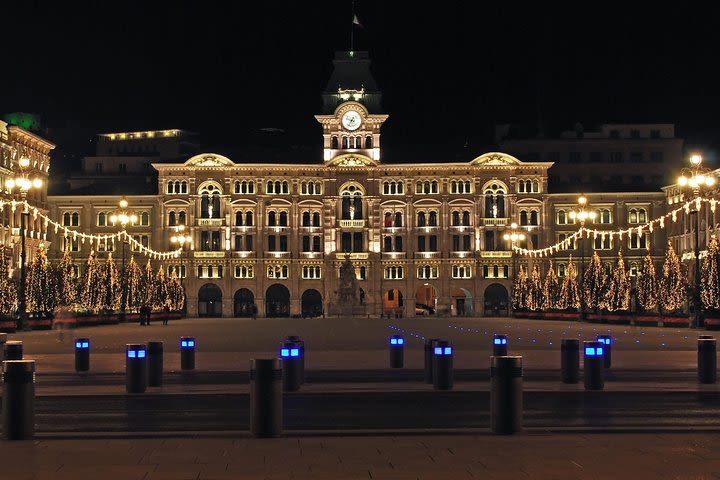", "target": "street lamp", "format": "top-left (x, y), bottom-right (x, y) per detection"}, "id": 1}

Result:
top-left (170, 225), bottom-right (191, 313)
top-left (569, 195), bottom-right (597, 322)
top-left (5, 156), bottom-right (43, 330)
top-left (677, 153), bottom-right (717, 328)
top-left (504, 221), bottom-right (526, 287)
top-left (110, 197), bottom-right (137, 322)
